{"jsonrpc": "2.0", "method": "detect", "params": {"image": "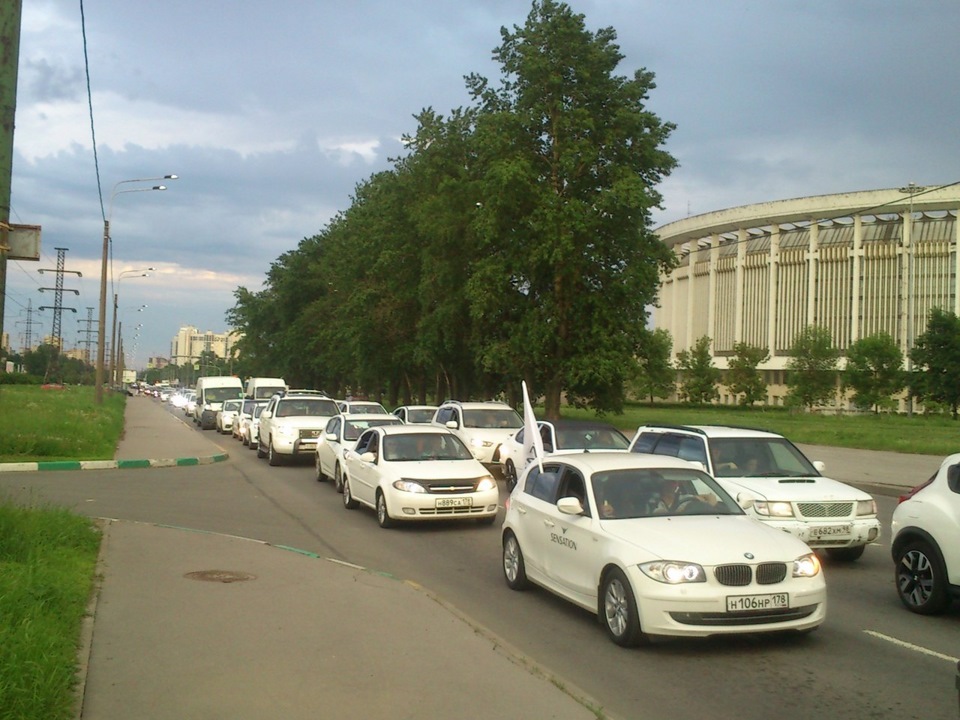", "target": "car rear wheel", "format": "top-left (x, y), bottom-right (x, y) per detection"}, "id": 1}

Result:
top-left (504, 460), bottom-right (518, 491)
top-left (256, 437), bottom-right (266, 458)
top-left (601, 568), bottom-right (645, 647)
top-left (895, 539), bottom-right (950, 615)
top-left (342, 477), bottom-right (359, 509)
top-left (502, 532), bottom-right (529, 590)
top-left (826, 545), bottom-right (866, 562)
top-left (376, 491), bottom-right (394, 528)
